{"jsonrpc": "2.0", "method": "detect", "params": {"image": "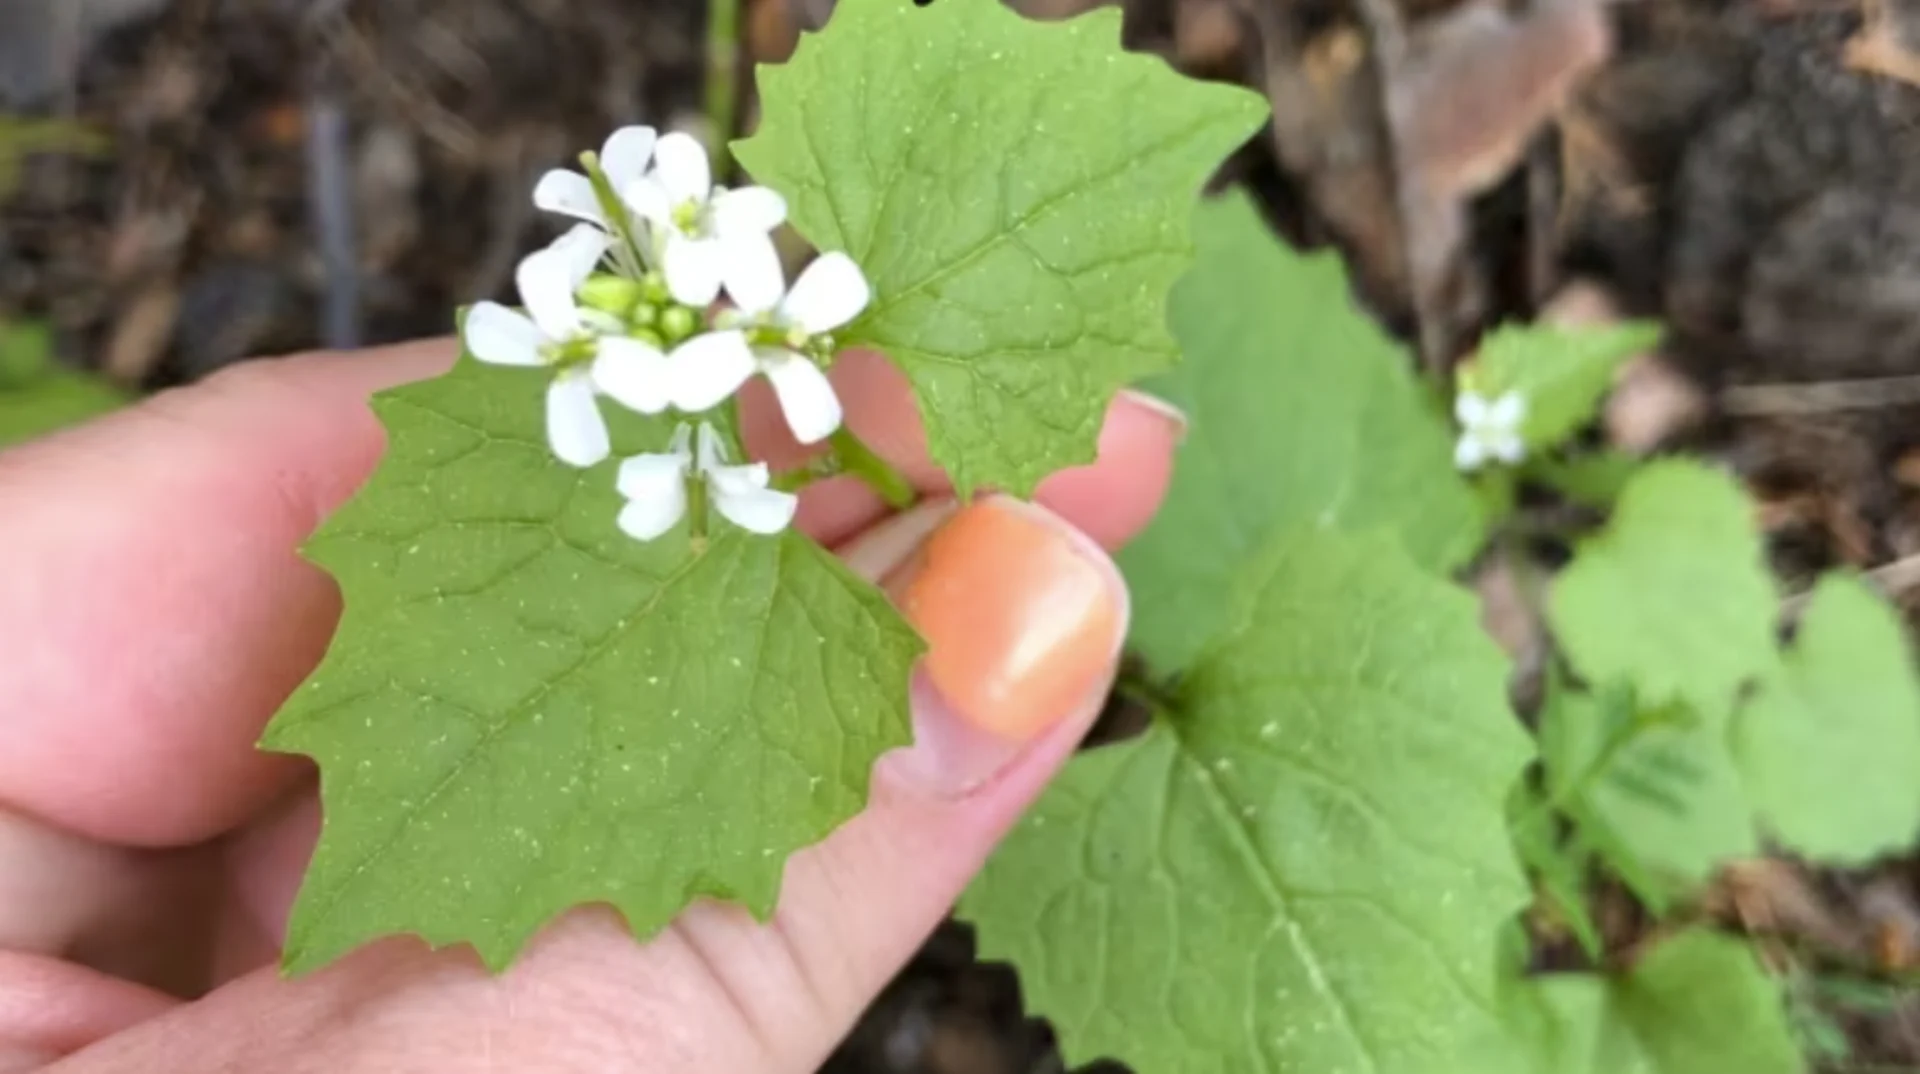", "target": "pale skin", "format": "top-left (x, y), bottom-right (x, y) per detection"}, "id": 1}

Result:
top-left (0, 339), bottom-right (1183, 1072)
